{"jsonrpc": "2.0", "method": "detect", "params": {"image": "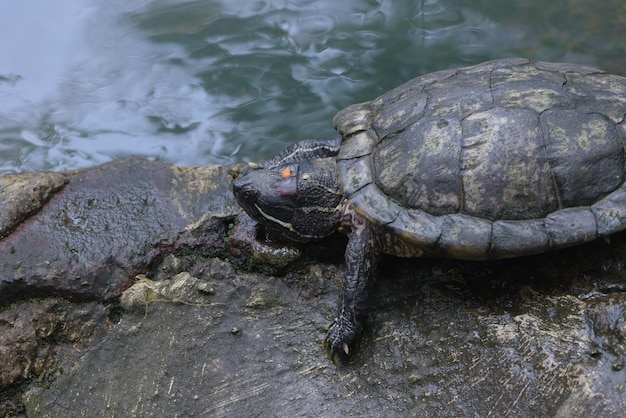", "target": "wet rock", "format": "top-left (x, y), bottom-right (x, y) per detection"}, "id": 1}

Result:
top-left (152, 254), bottom-right (185, 281)
top-left (21, 260), bottom-right (332, 418)
top-left (0, 158), bottom-right (239, 304)
top-left (1, 159), bottom-right (626, 416)
top-left (0, 299), bottom-right (109, 415)
top-left (0, 171), bottom-right (69, 239)
top-left (18, 252), bottom-right (626, 417)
